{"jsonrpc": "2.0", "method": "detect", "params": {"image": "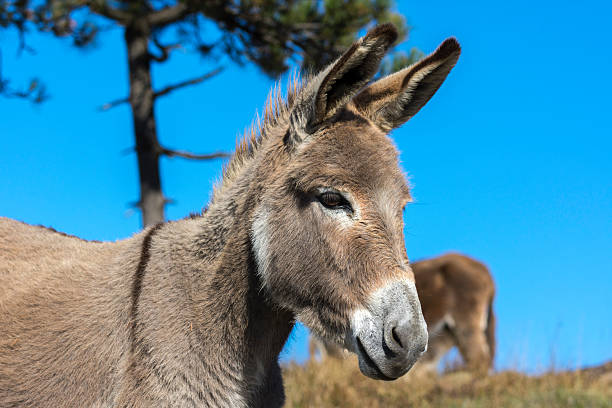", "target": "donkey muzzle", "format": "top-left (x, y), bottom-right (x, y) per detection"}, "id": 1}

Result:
top-left (348, 279), bottom-right (428, 380)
